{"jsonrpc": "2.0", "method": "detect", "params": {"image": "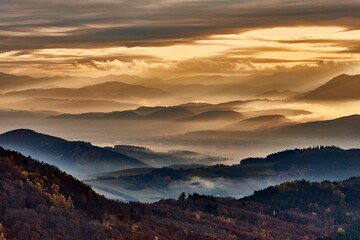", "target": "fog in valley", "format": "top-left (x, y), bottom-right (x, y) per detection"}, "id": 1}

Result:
top-left (2, 69), bottom-right (360, 202)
